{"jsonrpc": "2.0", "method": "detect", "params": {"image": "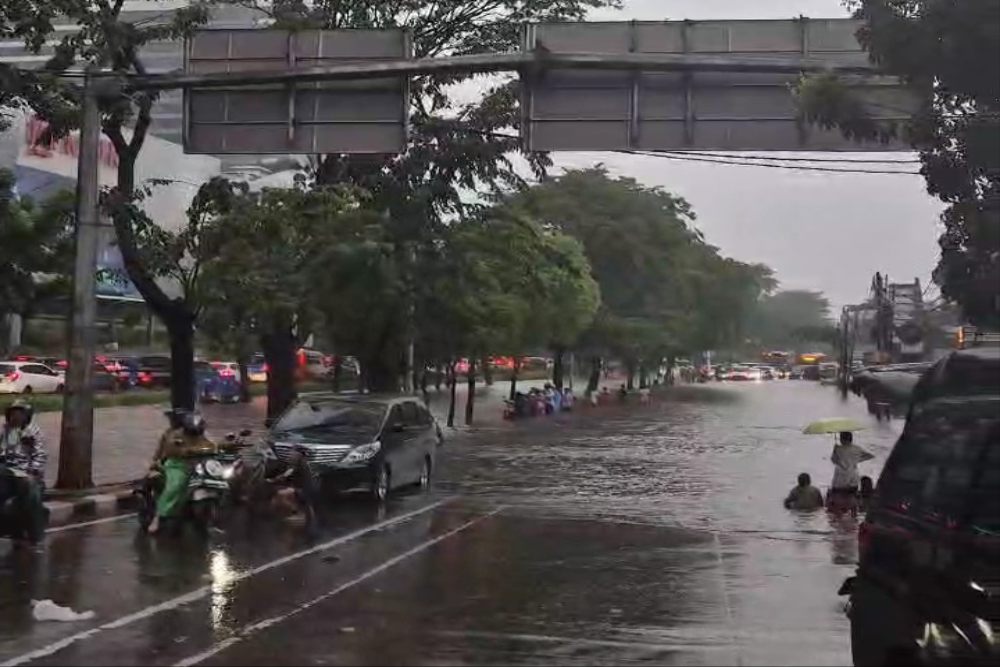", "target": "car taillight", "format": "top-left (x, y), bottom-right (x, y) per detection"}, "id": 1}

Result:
top-left (858, 520), bottom-right (873, 560)
top-left (220, 369), bottom-right (235, 377)
top-left (262, 363), bottom-right (269, 373)
top-left (139, 371), bottom-right (152, 383)
top-left (4, 371), bottom-right (21, 382)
